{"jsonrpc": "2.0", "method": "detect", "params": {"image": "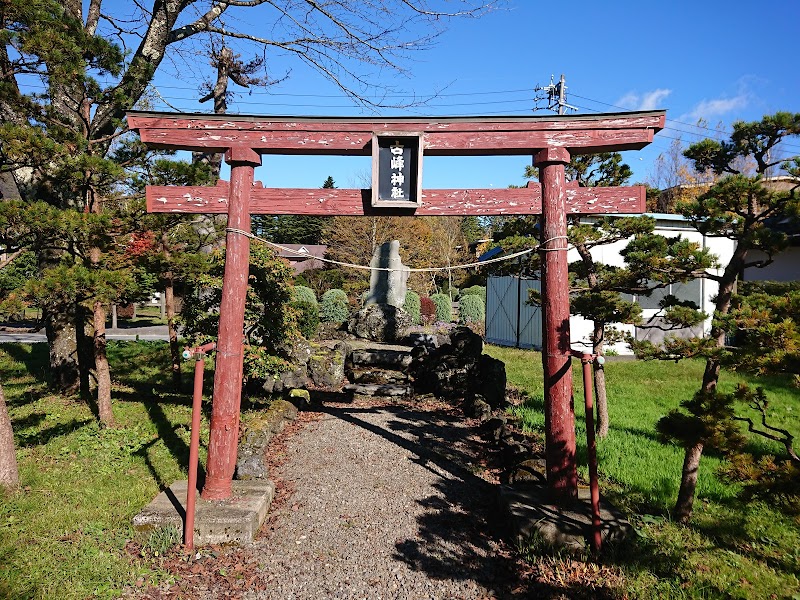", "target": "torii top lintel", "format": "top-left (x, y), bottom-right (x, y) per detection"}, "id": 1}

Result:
top-left (127, 110), bottom-right (665, 156)
top-left (127, 110), bottom-right (665, 216)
